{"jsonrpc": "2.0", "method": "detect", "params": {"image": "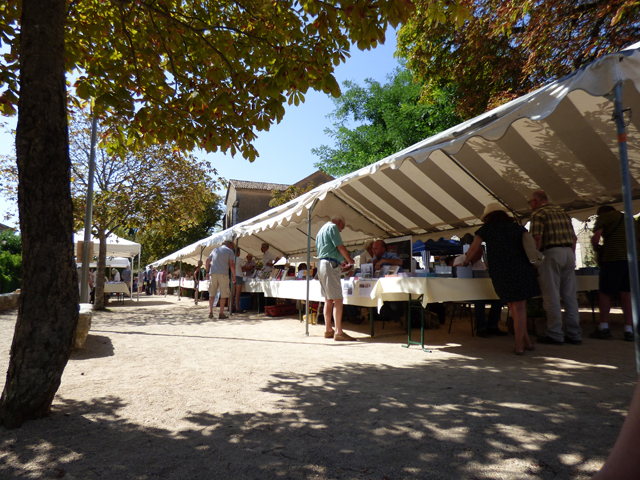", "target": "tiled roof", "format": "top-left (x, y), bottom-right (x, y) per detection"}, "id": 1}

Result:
top-left (229, 179), bottom-right (290, 191)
